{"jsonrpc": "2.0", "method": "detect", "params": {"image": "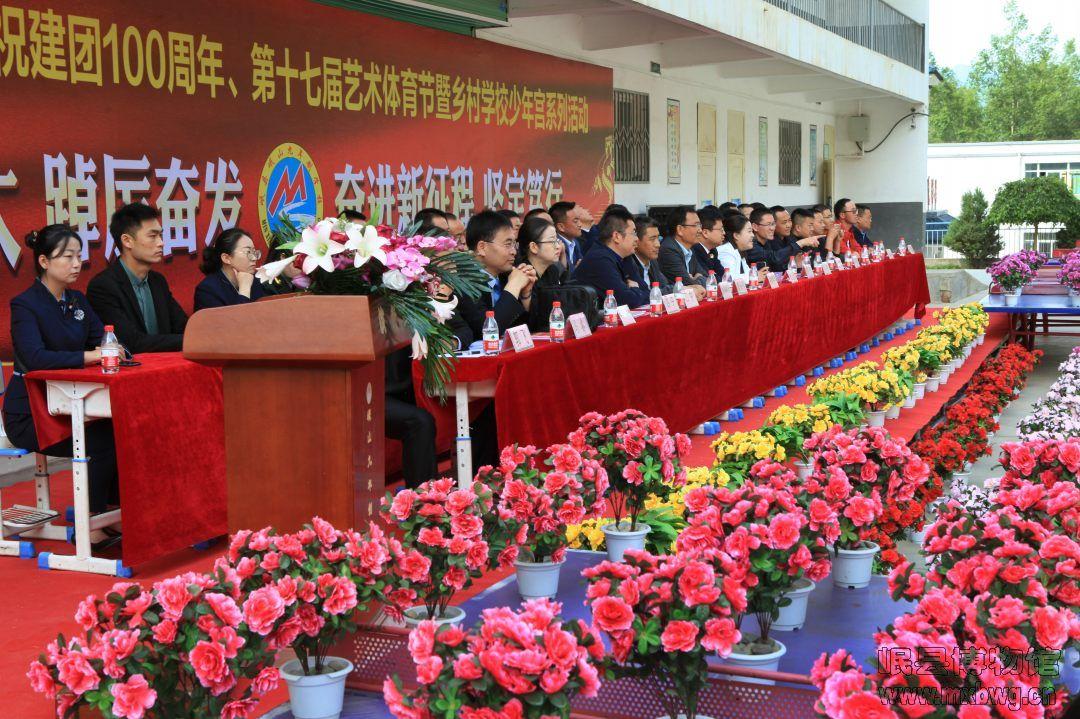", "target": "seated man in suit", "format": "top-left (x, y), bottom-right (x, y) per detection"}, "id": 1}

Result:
top-left (623, 216), bottom-right (671, 292)
top-left (658, 206), bottom-right (708, 287)
top-left (854, 205), bottom-right (873, 247)
top-left (767, 205), bottom-right (820, 268)
top-left (447, 210), bottom-right (536, 343)
top-left (745, 207), bottom-right (780, 271)
top-left (87, 203), bottom-right (188, 353)
top-left (572, 208), bottom-right (650, 308)
top-left (692, 206), bottom-right (726, 277)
